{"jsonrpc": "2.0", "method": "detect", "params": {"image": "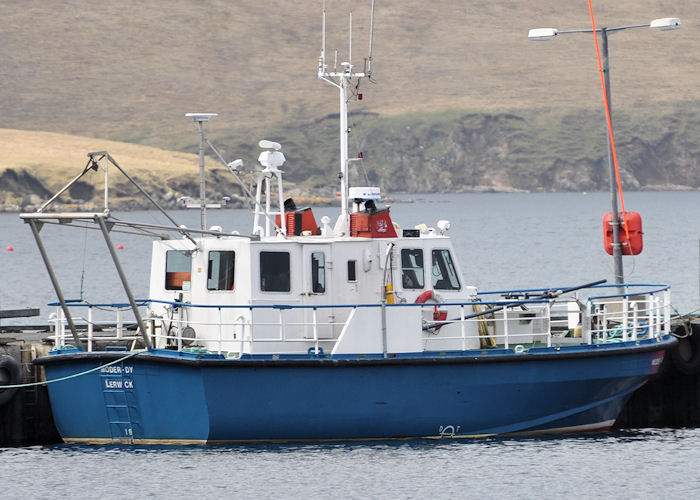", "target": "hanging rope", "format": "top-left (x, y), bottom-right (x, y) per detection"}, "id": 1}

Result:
top-left (0, 351), bottom-right (142, 389)
top-left (587, 0), bottom-right (631, 243)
